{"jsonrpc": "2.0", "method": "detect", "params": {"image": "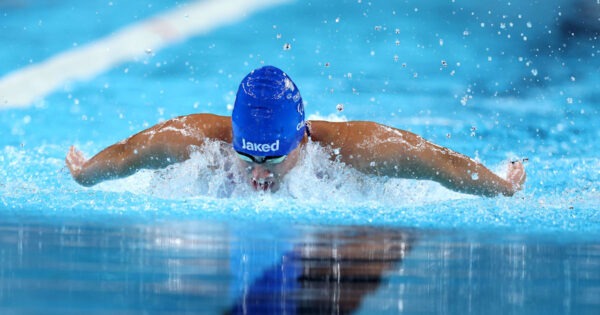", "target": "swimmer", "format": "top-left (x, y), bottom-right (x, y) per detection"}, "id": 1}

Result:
top-left (66, 66), bottom-right (526, 196)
